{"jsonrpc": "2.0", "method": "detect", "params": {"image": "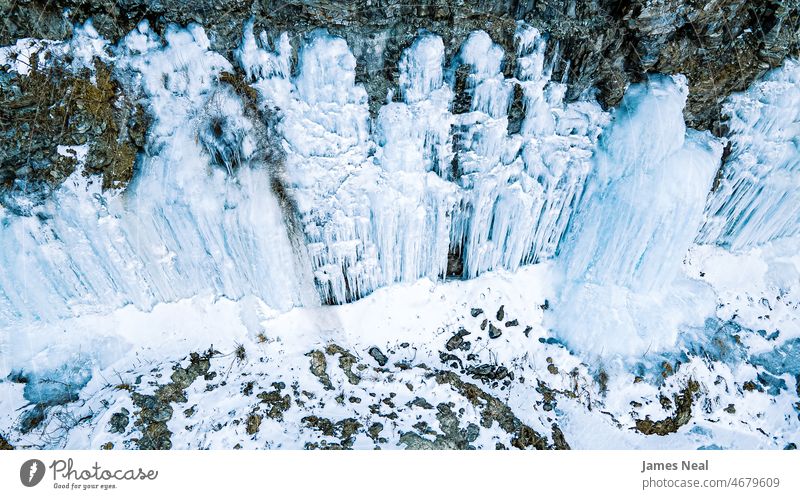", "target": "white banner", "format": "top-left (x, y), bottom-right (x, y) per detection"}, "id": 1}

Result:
top-left (1, 450), bottom-right (798, 498)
